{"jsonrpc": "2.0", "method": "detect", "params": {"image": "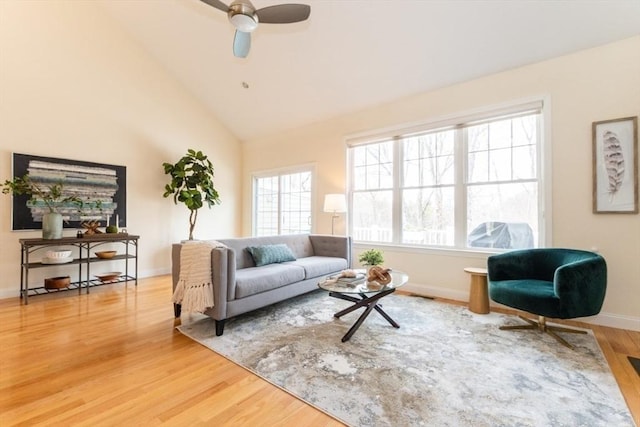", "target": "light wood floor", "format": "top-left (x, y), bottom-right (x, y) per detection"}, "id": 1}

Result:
top-left (1, 275), bottom-right (638, 426)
